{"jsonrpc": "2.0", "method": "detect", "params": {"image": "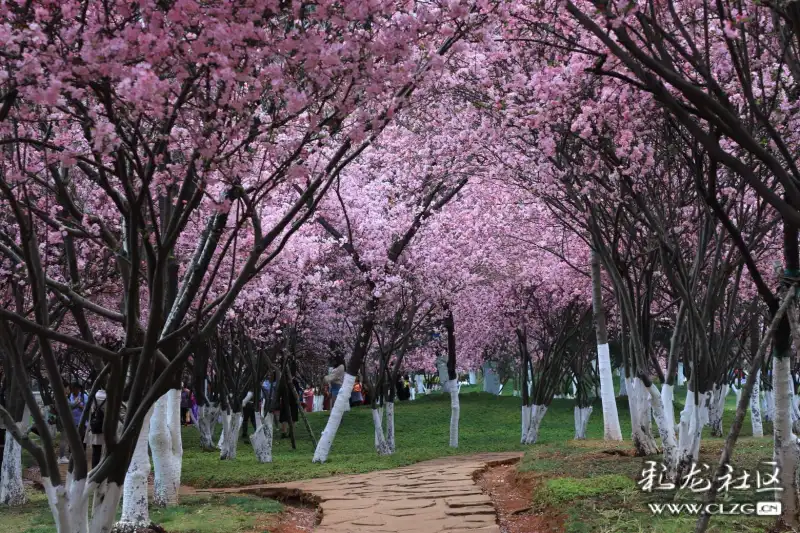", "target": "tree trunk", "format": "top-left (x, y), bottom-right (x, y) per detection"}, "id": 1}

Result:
top-left (43, 475), bottom-right (123, 533)
top-left (522, 405), bottom-right (547, 444)
top-left (444, 310), bottom-right (459, 448)
top-left (677, 387), bottom-right (711, 476)
top-left (618, 367), bottom-right (628, 397)
top-left (313, 373), bottom-right (356, 463)
top-left (750, 371), bottom-right (764, 437)
top-left (219, 410), bottom-right (242, 460)
top-left (250, 413), bottom-right (274, 463)
top-left (0, 429), bottom-right (26, 506)
top-left (372, 407), bottom-right (391, 455)
top-left (763, 388), bottom-right (775, 423)
top-left (197, 404), bottom-right (219, 451)
top-left (707, 384), bottom-right (728, 438)
top-left (628, 377), bottom-right (658, 456)
top-left (773, 355), bottom-right (799, 526)
top-left (661, 383), bottom-right (676, 434)
top-left (149, 389), bottom-right (183, 507)
top-left (597, 346), bottom-right (622, 440)
top-left (649, 384), bottom-right (678, 478)
top-left (573, 405), bottom-right (592, 439)
top-left (385, 402), bottom-right (395, 453)
top-left (448, 380), bottom-right (460, 448)
top-left (117, 407), bottom-right (154, 531)
top-left (0, 395), bottom-right (27, 506)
